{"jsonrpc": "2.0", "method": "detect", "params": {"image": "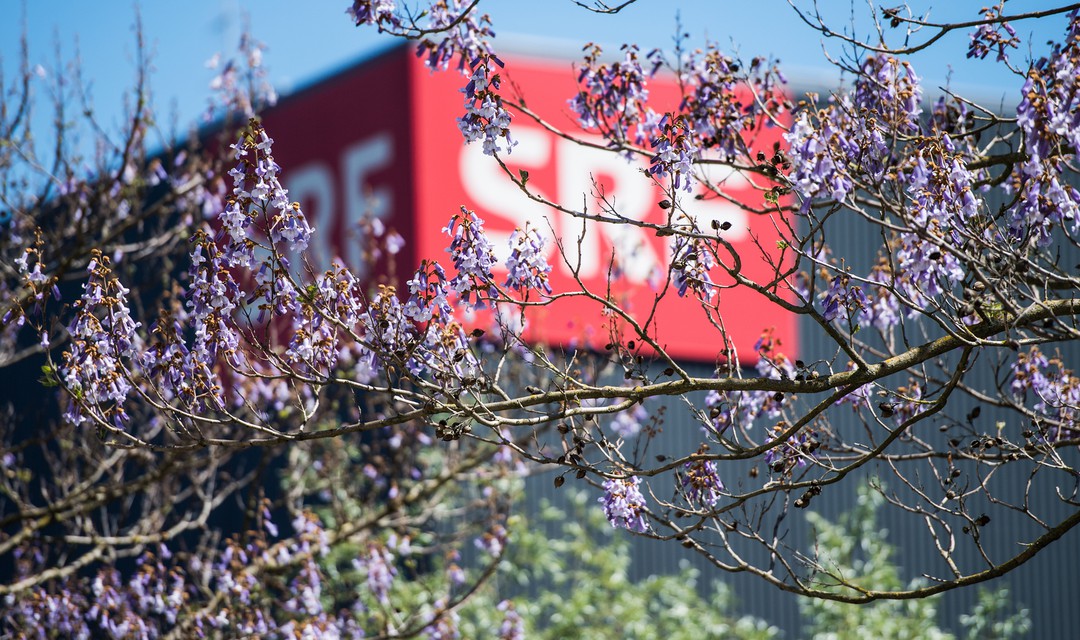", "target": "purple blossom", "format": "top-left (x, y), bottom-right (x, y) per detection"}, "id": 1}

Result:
top-left (423, 600), bottom-right (461, 640)
top-left (457, 55), bottom-right (515, 155)
top-left (284, 560), bottom-right (325, 616)
top-left (1010, 347), bottom-right (1079, 439)
top-left (892, 380), bottom-right (926, 425)
top-left (784, 110), bottom-right (856, 211)
top-left (903, 135), bottom-right (982, 232)
top-left (206, 34), bottom-right (276, 118)
top-left (704, 389), bottom-right (737, 434)
top-left (474, 524), bottom-right (507, 557)
top-left (681, 458), bottom-right (724, 507)
top-left (678, 47), bottom-right (745, 160)
top-left (347, 0), bottom-right (399, 29)
top-left (670, 233), bottom-right (717, 299)
top-left (785, 55), bottom-right (921, 212)
top-left (763, 425), bottom-right (819, 476)
top-left (834, 362), bottom-right (873, 410)
top-left (62, 252), bottom-right (142, 429)
top-left (445, 207), bottom-right (499, 307)
top-left (862, 261), bottom-right (901, 331)
top-left (702, 335), bottom-right (796, 436)
top-left (503, 223), bottom-right (552, 295)
top-left (819, 273), bottom-right (870, 324)
top-left (361, 284), bottom-right (417, 365)
top-left (386, 230), bottom-right (406, 254)
top-left (610, 404), bottom-right (648, 439)
top-left (417, 0), bottom-right (495, 73)
top-left (1008, 11), bottom-right (1080, 246)
top-left (967, 3), bottom-right (1019, 62)
top-left (411, 319), bottom-right (481, 382)
top-left (446, 551), bottom-right (466, 586)
top-left (405, 260), bottom-right (454, 323)
top-left (649, 113), bottom-right (699, 191)
top-left (497, 600), bottom-right (525, 640)
top-left (600, 475), bottom-right (649, 532)
top-left (235, 128), bottom-right (312, 253)
top-left (354, 544), bottom-right (397, 605)
top-left (852, 55), bottom-right (922, 134)
top-left (569, 43), bottom-right (661, 147)
top-left (894, 231), bottom-right (964, 306)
